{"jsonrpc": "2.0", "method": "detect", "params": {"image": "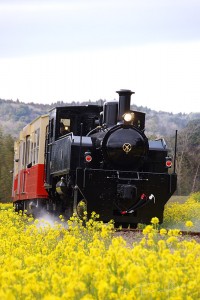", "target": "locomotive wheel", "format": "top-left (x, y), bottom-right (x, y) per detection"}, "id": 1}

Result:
top-left (14, 202), bottom-right (23, 213)
top-left (73, 186), bottom-right (87, 219)
top-left (75, 200), bottom-right (87, 220)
